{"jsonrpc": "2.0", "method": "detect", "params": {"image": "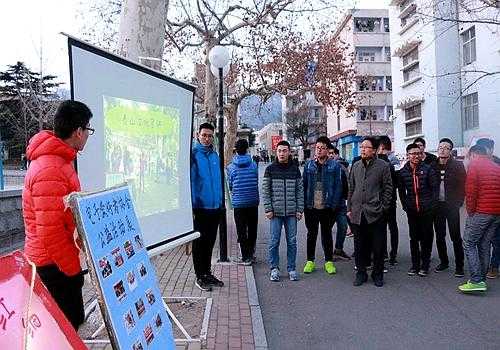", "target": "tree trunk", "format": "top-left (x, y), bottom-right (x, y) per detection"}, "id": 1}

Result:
top-left (204, 41), bottom-right (218, 124)
top-left (224, 100), bottom-right (240, 167)
top-left (118, 0), bottom-right (169, 70)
